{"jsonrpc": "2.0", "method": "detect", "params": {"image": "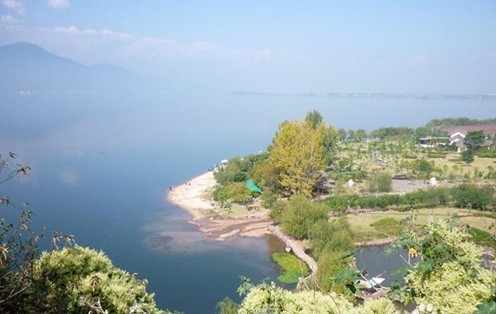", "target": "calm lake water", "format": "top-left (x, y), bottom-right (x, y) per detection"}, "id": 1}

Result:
top-left (1, 91), bottom-right (494, 312)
